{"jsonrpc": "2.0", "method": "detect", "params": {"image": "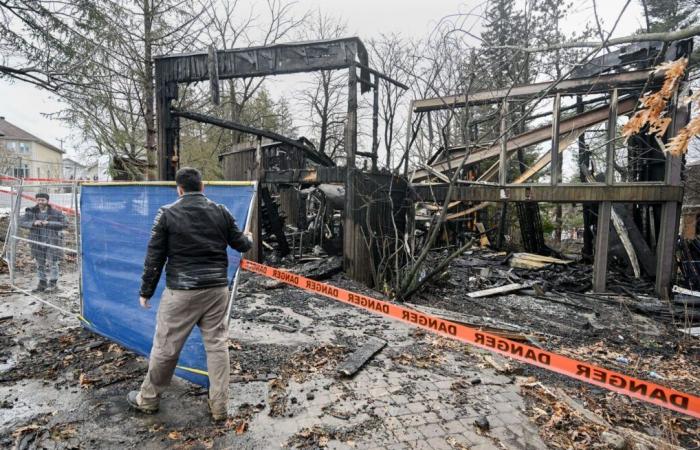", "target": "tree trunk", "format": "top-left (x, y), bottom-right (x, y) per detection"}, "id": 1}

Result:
top-left (143, 0), bottom-right (158, 180)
